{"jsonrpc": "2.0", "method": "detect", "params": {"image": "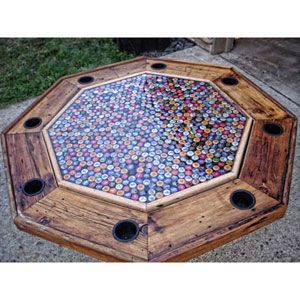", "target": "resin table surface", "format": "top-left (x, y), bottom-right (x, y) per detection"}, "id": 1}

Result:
top-left (47, 73), bottom-right (248, 206)
top-left (2, 57), bottom-right (297, 262)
